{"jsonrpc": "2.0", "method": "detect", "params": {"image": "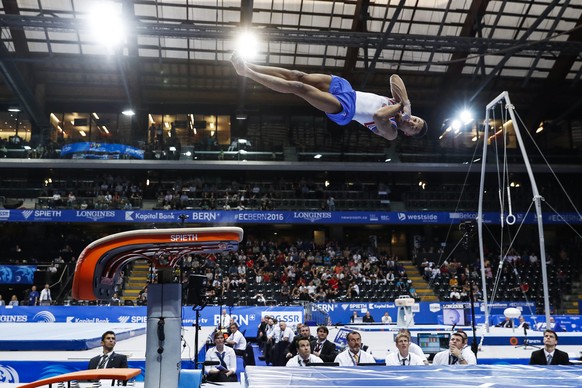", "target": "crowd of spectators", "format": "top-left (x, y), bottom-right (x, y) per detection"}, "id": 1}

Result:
top-left (178, 239), bottom-right (418, 306)
top-left (416, 245), bottom-right (576, 312)
top-left (36, 174), bottom-right (143, 210)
